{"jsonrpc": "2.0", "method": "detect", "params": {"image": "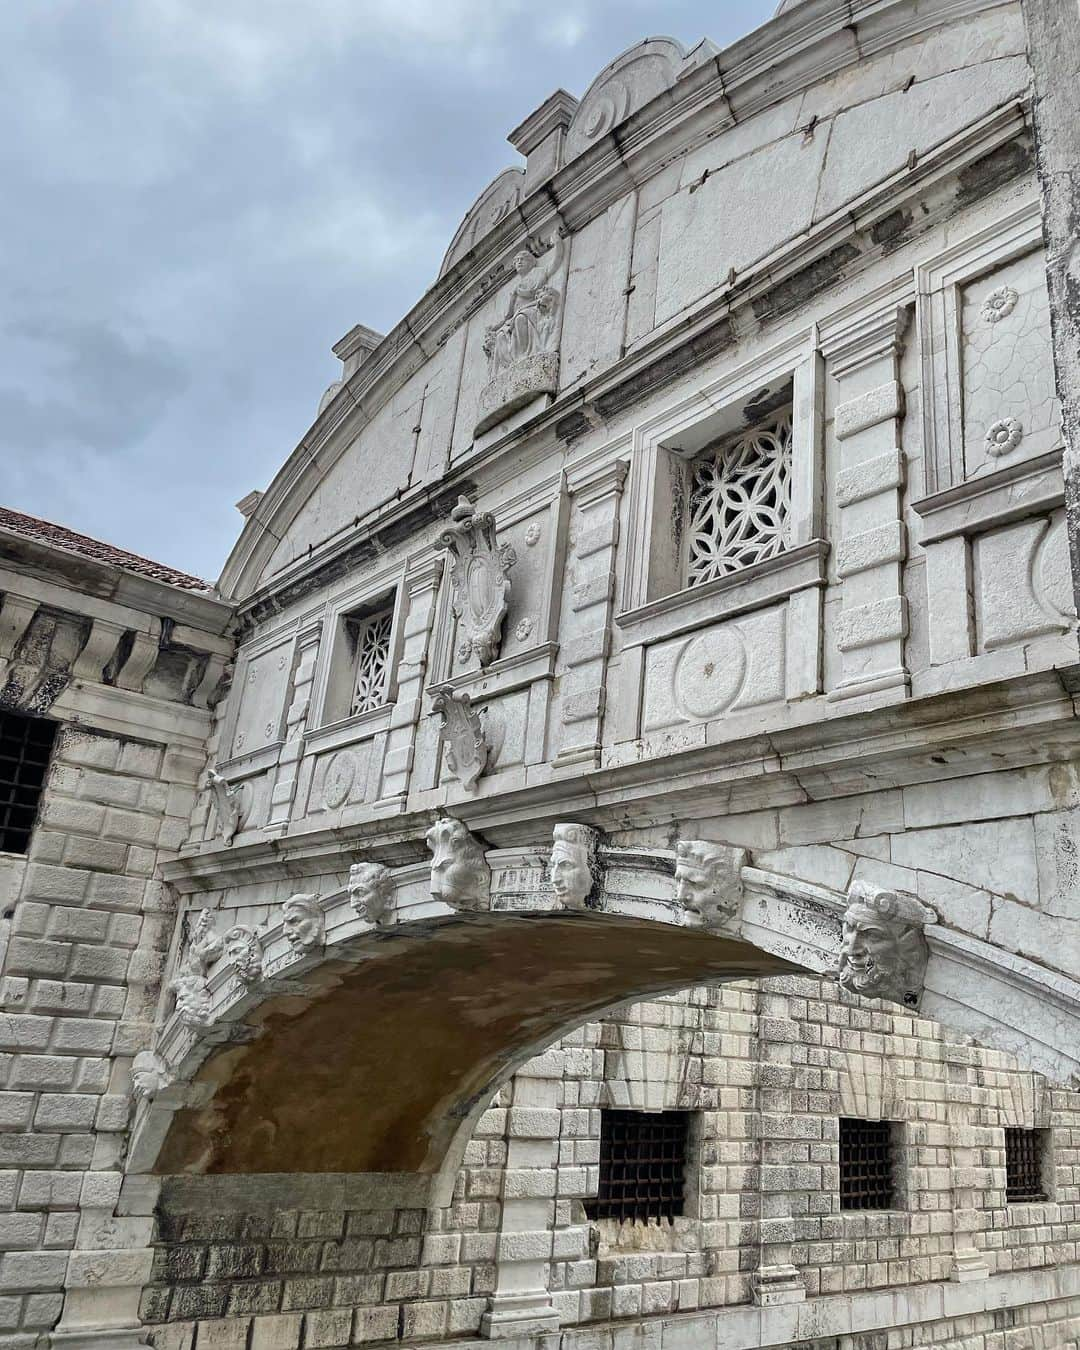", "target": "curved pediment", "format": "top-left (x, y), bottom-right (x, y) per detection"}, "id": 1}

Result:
top-left (438, 166), bottom-right (526, 279)
top-left (564, 35), bottom-right (688, 162)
